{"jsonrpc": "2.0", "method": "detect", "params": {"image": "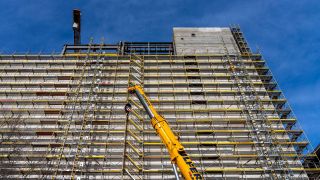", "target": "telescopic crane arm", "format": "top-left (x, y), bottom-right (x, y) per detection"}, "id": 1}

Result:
top-left (127, 84), bottom-right (203, 180)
